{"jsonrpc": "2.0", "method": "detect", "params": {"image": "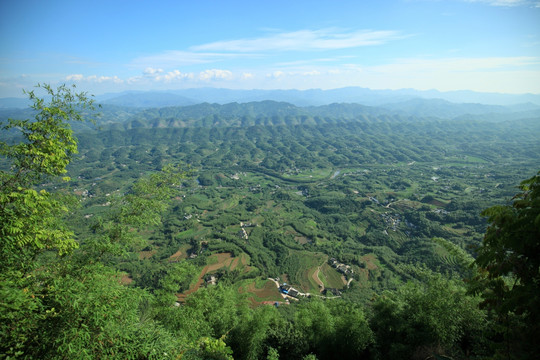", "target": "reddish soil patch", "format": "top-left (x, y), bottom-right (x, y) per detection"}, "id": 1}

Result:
top-left (176, 253), bottom-right (235, 303)
top-left (358, 268), bottom-right (369, 281)
top-left (239, 253), bottom-right (248, 266)
top-left (230, 257), bottom-right (240, 271)
top-left (248, 280), bottom-right (279, 298)
top-left (355, 254), bottom-right (379, 281)
top-left (261, 301), bottom-right (285, 306)
top-left (242, 280), bottom-right (282, 307)
top-left (206, 253), bottom-right (234, 272)
top-left (361, 254), bottom-right (378, 270)
top-left (139, 250), bottom-right (156, 260)
top-left (429, 199), bottom-right (447, 207)
top-left (168, 249), bottom-right (183, 262)
top-left (295, 236), bottom-right (309, 245)
top-left (120, 274), bottom-right (133, 285)
top-left (176, 275), bottom-right (205, 303)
